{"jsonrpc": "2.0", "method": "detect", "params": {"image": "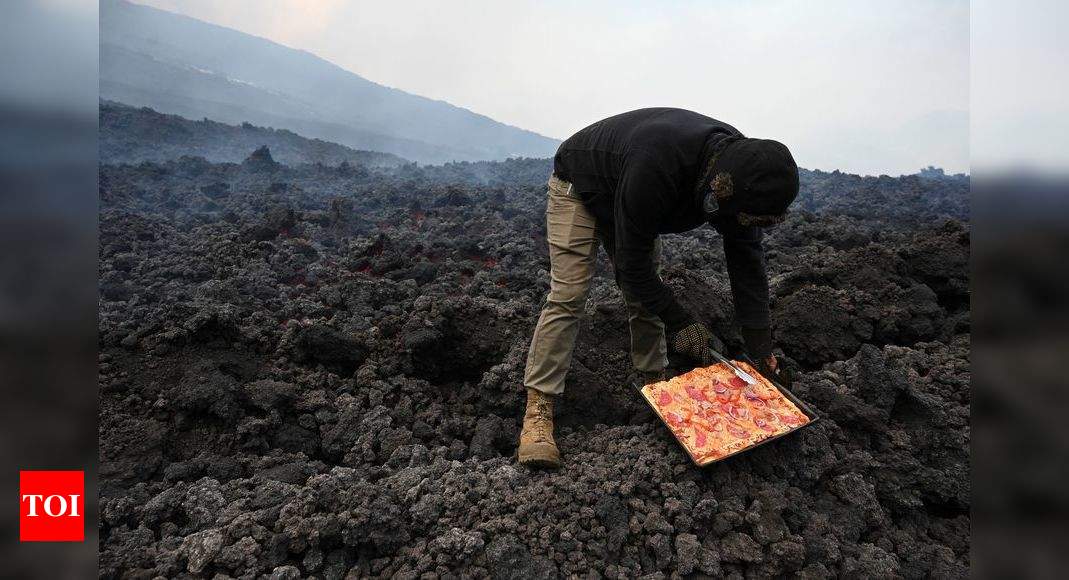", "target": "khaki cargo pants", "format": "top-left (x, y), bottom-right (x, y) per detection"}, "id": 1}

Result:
top-left (523, 175), bottom-right (668, 395)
